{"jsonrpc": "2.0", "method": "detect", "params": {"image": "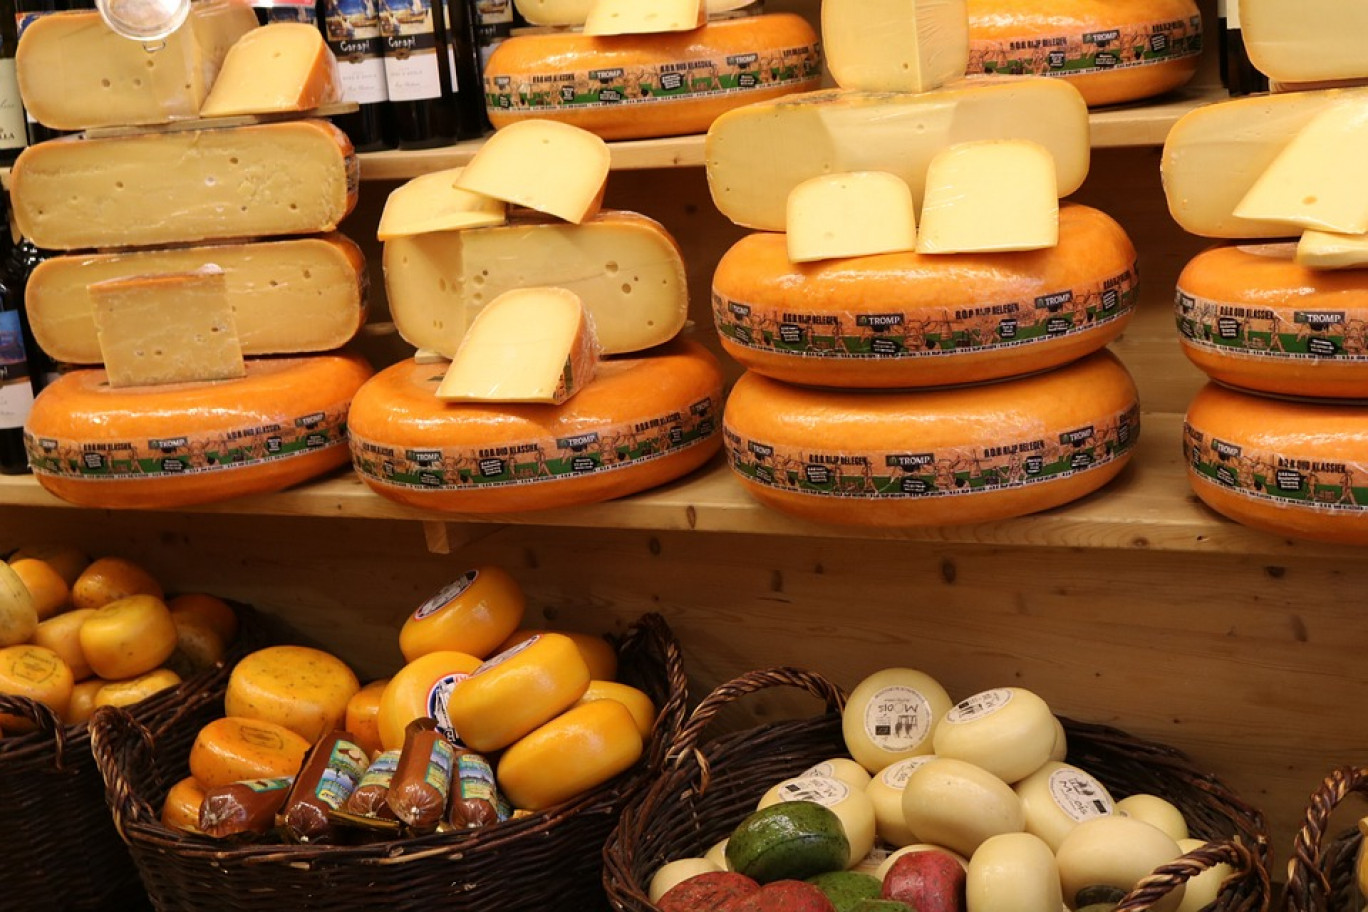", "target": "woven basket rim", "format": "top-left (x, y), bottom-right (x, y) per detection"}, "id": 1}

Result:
top-left (1284, 765), bottom-right (1368, 912)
